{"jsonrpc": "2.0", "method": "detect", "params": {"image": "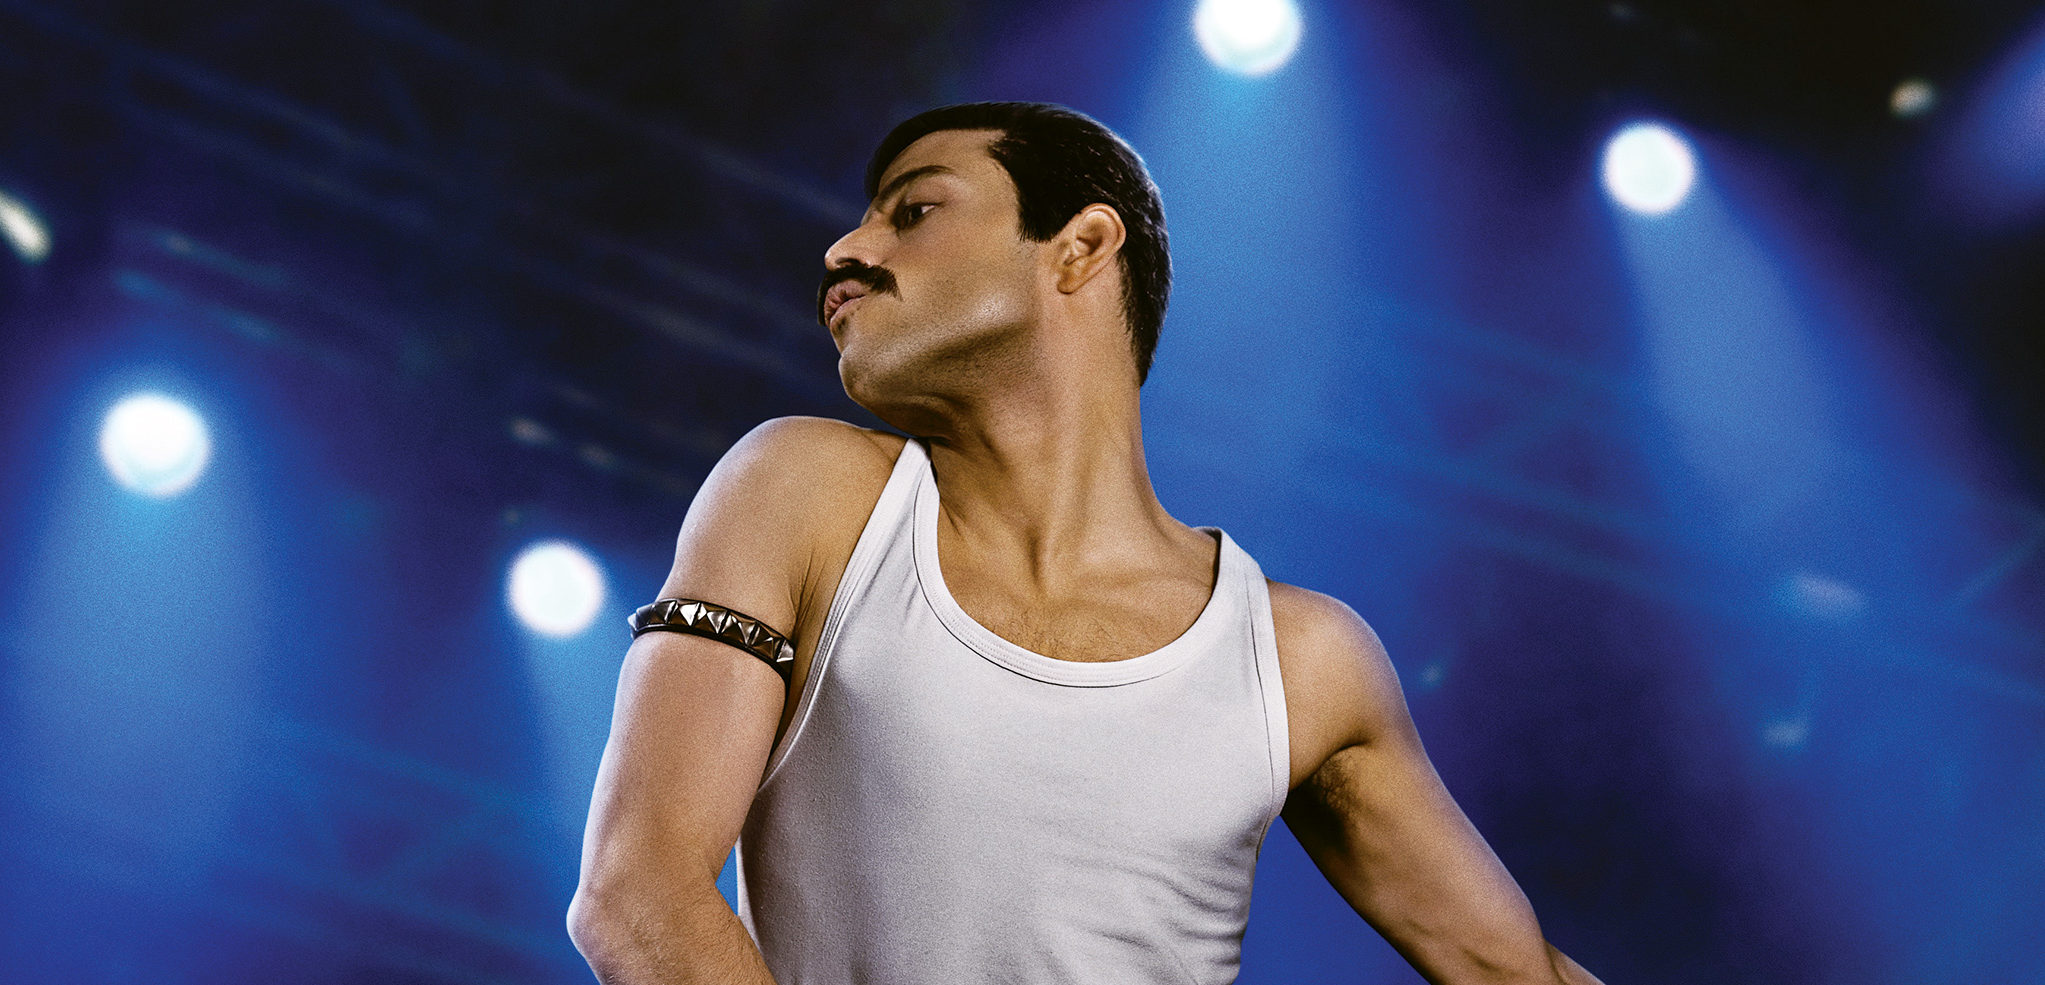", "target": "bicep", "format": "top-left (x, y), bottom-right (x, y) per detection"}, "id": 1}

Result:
top-left (578, 631), bottom-right (785, 891)
top-left (1279, 598), bottom-right (1553, 982)
top-left (1284, 734), bottom-right (1548, 981)
top-left (577, 418), bottom-right (832, 894)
